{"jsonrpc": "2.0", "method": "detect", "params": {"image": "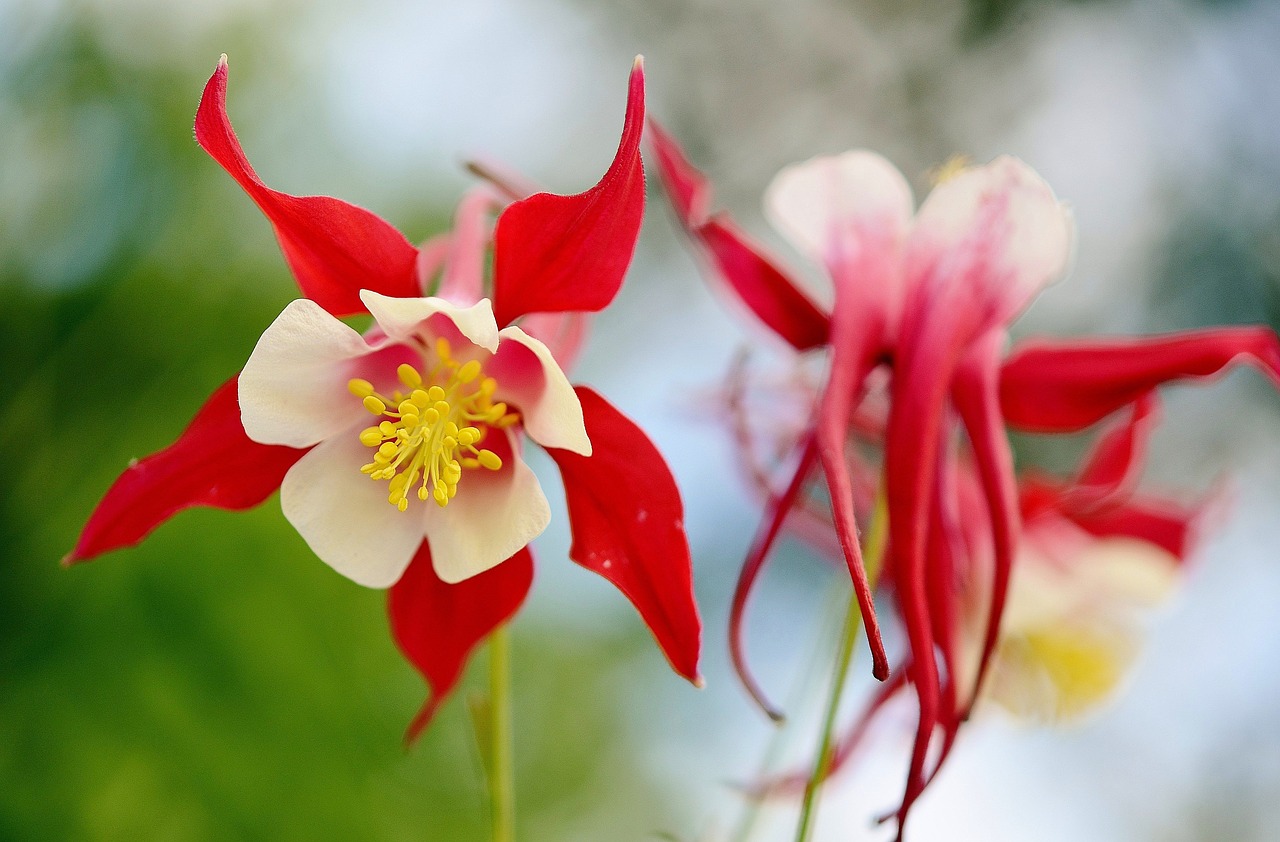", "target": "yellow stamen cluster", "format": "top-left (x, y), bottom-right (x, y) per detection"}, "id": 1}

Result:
top-left (348, 338), bottom-right (520, 511)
